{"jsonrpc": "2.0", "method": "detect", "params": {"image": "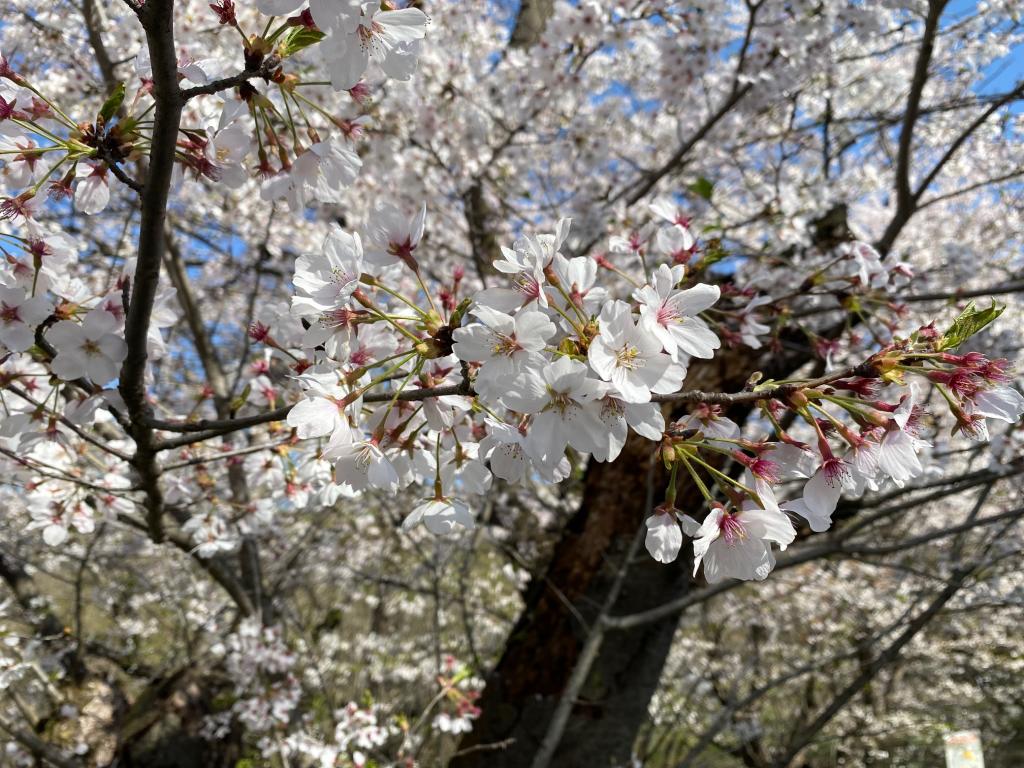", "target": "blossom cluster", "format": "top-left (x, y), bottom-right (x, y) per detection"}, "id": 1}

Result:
top-left (206, 619), bottom-right (301, 740)
top-left (0, 0), bottom-right (428, 222)
top-left (257, 203), bottom-right (1024, 584)
top-left (0, 0), bottom-right (1021, 595)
